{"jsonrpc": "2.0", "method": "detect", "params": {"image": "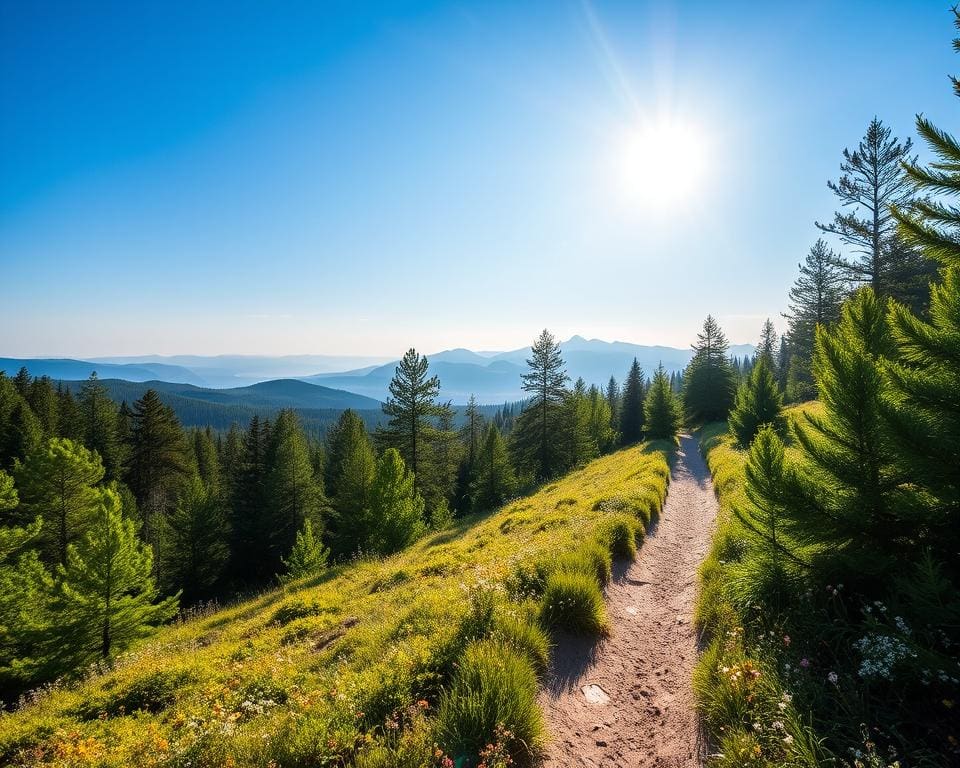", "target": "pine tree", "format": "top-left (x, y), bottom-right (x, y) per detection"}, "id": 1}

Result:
top-left (784, 240), bottom-right (846, 401)
top-left (50, 487), bottom-right (178, 664)
top-left (123, 390), bottom-right (190, 559)
top-left (619, 359), bottom-right (645, 444)
top-left (733, 426), bottom-right (809, 575)
top-left (0, 504), bottom-right (51, 687)
top-left (378, 349), bottom-right (442, 494)
top-left (162, 478), bottom-right (230, 601)
top-left (12, 368), bottom-right (31, 399)
top-left (230, 415), bottom-right (270, 583)
top-left (366, 448), bottom-right (425, 555)
top-left (280, 519), bottom-right (329, 583)
top-left (454, 395), bottom-right (486, 514)
top-left (219, 423), bottom-right (243, 498)
top-left (511, 330), bottom-right (569, 480)
top-left (644, 364), bottom-right (681, 440)
top-left (560, 378), bottom-right (596, 469)
top-left (78, 373), bottom-right (121, 481)
top-left (471, 424), bottom-right (517, 511)
top-left (424, 402), bottom-right (461, 520)
top-left (263, 410), bottom-right (325, 576)
top-left (56, 383), bottom-right (82, 443)
top-left (891, 11), bottom-right (960, 271)
top-left (325, 409), bottom-right (375, 557)
top-left (775, 336), bottom-right (790, 395)
top-left (682, 315), bottom-right (737, 424)
top-left (885, 37), bottom-right (960, 559)
top-left (587, 384), bottom-right (615, 454)
top-left (815, 117), bottom-right (934, 306)
top-left (14, 437), bottom-right (105, 565)
top-left (190, 427), bottom-right (221, 494)
top-left (605, 376), bottom-right (620, 432)
top-left (757, 319), bottom-right (778, 366)
top-left (728, 356), bottom-right (785, 448)
top-left (789, 288), bottom-right (904, 580)
top-left (27, 376), bottom-right (58, 437)
top-left (4, 398), bottom-right (41, 468)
